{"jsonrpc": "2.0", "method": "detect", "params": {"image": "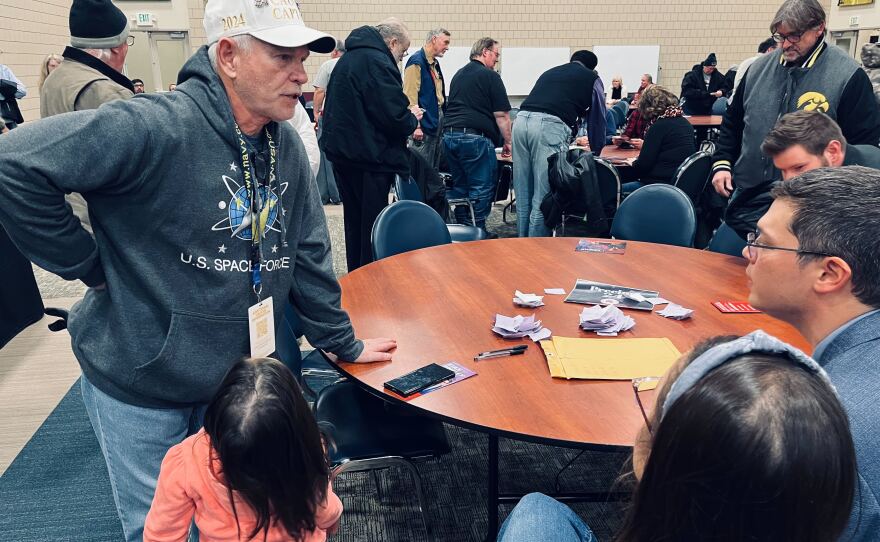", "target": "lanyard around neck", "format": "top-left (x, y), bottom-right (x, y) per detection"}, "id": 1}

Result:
top-left (234, 123), bottom-right (276, 301)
